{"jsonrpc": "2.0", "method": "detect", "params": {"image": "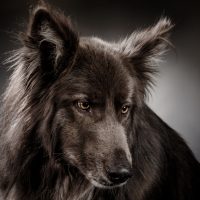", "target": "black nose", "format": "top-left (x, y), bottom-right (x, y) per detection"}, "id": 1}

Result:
top-left (107, 167), bottom-right (133, 184)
